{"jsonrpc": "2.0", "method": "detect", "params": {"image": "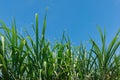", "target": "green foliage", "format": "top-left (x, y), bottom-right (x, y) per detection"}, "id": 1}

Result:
top-left (0, 13), bottom-right (119, 80)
